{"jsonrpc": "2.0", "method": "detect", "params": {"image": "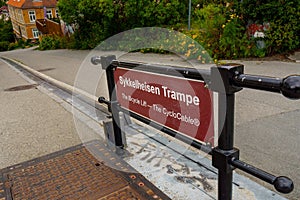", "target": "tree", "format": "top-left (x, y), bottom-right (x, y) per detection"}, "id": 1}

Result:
top-left (0, 0), bottom-right (6, 7)
top-left (0, 18), bottom-right (15, 51)
top-left (0, 18), bottom-right (14, 42)
top-left (57, 0), bottom-right (187, 49)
